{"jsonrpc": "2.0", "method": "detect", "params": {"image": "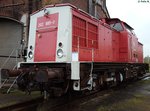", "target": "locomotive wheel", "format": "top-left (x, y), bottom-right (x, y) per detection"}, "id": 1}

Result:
top-left (92, 78), bottom-right (101, 91)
